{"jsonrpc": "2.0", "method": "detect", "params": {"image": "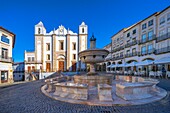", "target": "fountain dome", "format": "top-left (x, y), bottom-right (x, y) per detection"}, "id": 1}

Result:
top-left (79, 34), bottom-right (109, 75)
